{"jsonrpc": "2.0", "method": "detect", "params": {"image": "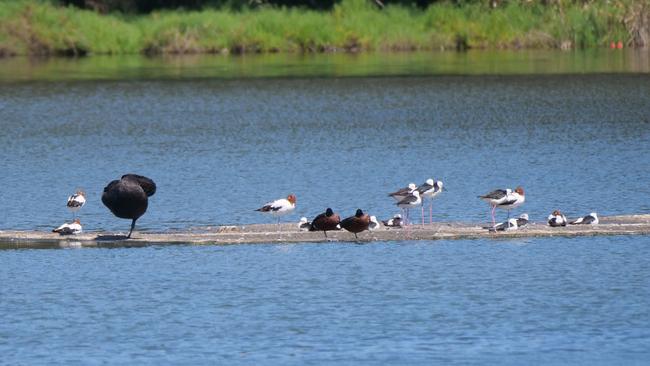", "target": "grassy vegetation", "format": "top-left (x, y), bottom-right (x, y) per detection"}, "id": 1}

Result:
top-left (0, 0), bottom-right (645, 57)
